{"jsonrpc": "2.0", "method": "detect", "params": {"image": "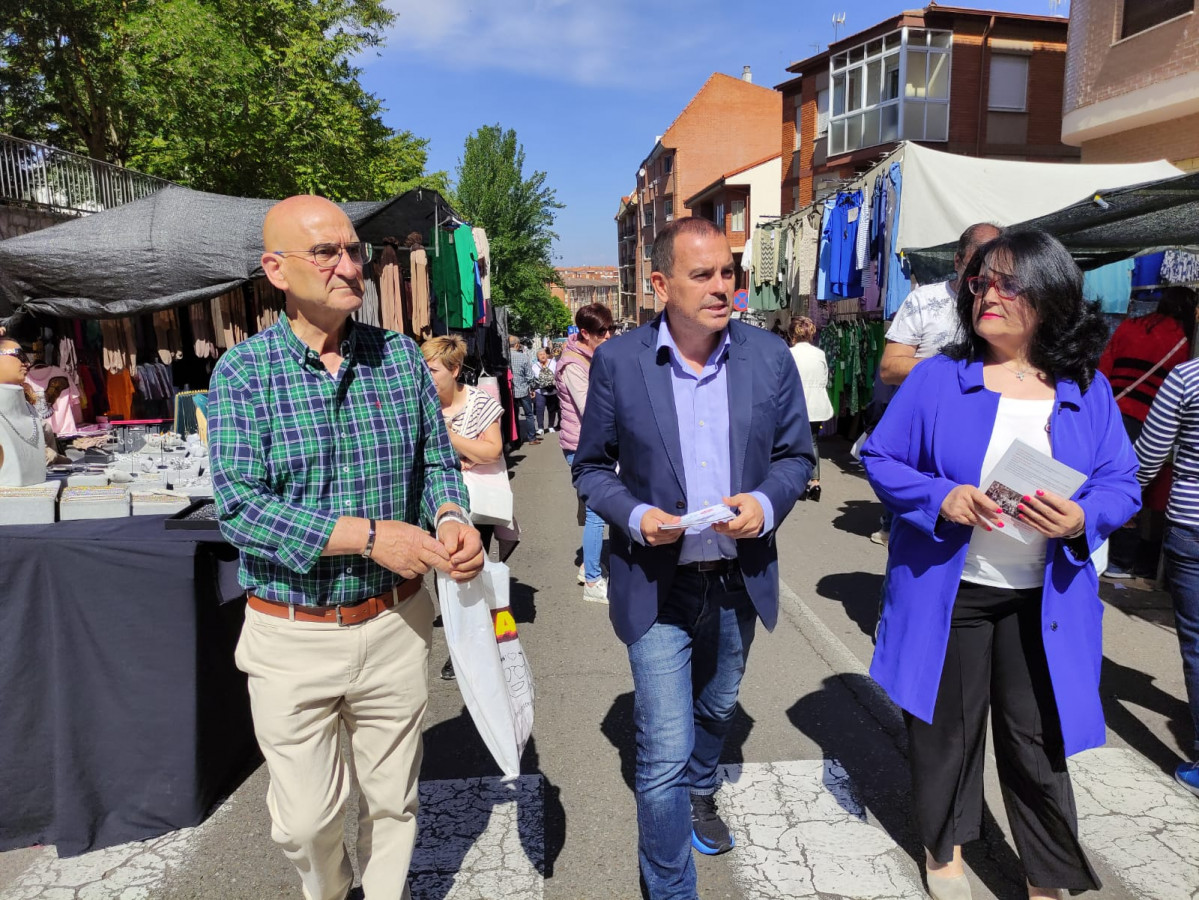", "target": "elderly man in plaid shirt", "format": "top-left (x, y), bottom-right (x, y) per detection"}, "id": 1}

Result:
top-left (209, 195), bottom-right (483, 900)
